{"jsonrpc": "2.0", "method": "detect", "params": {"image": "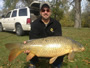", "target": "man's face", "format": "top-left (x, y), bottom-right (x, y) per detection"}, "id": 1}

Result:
top-left (40, 7), bottom-right (51, 20)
